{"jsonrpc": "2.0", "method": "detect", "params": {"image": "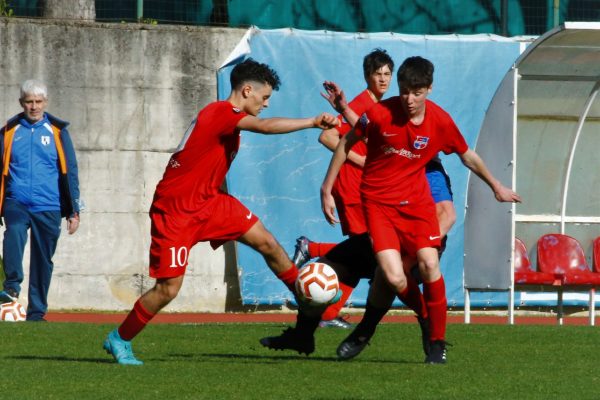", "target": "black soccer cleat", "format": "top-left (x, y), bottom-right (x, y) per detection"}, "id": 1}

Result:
top-left (417, 316), bottom-right (431, 356)
top-left (336, 329), bottom-right (372, 360)
top-left (259, 327), bottom-right (315, 356)
top-left (424, 340), bottom-right (449, 364)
